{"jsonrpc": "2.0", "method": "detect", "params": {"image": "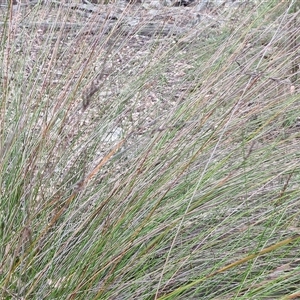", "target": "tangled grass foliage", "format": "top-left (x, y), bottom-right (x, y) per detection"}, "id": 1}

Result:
top-left (0, 0), bottom-right (299, 299)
